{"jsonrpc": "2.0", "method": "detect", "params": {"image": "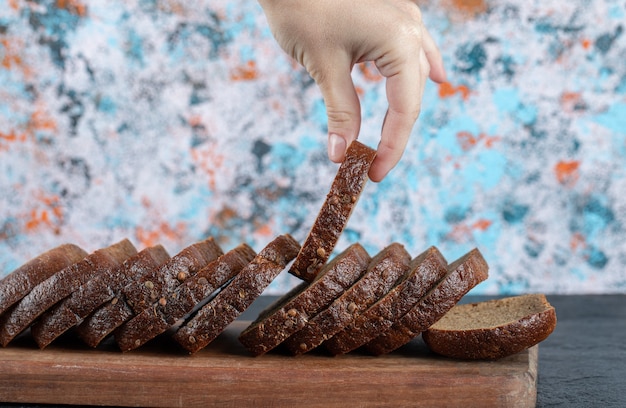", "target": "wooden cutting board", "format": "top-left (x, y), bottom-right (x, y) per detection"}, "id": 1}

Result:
top-left (0, 321), bottom-right (537, 407)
